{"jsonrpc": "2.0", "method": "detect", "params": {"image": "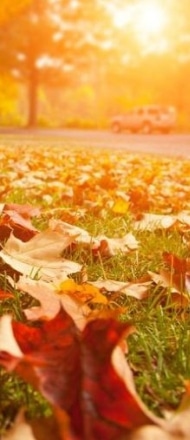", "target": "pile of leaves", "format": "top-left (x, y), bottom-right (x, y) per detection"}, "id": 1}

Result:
top-left (1, 140), bottom-right (190, 214)
top-left (0, 140), bottom-right (190, 439)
